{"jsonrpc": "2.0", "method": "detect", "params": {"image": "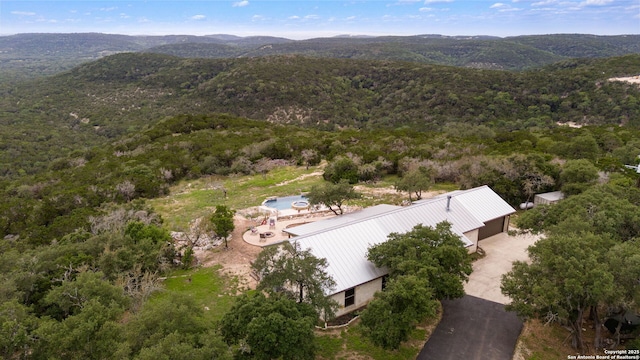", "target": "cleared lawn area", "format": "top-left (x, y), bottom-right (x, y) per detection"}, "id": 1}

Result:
top-left (148, 165), bottom-right (325, 230)
top-left (151, 266), bottom-right (239, 323)
top-left (316, 307), bottom-right (442, 360)
top-left (148, 164), bottom-right (454, 231)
